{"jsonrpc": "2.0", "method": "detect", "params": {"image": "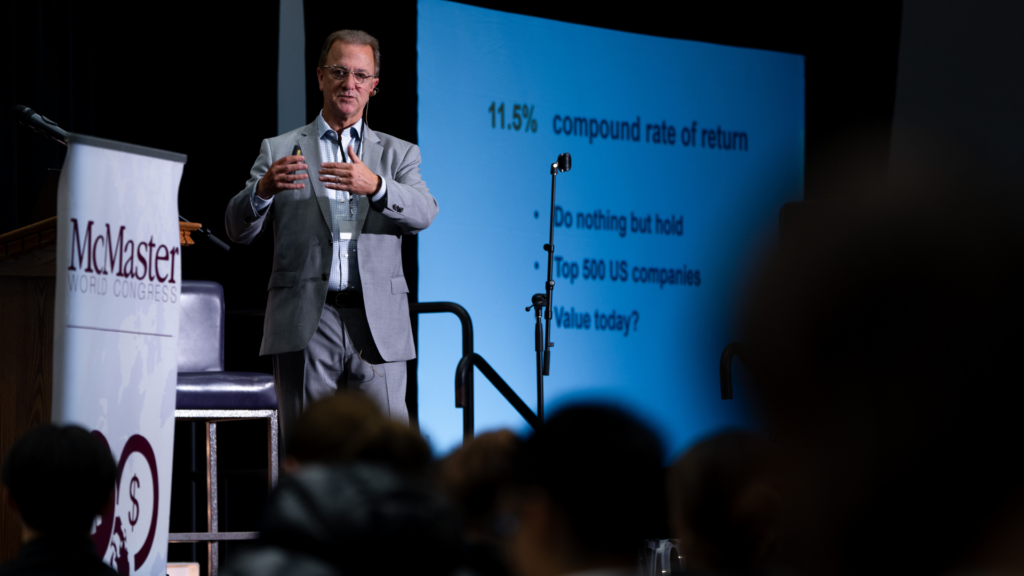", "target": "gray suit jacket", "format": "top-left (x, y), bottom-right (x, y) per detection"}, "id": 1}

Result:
top-left (225, 120), bottom-right (438, 360)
